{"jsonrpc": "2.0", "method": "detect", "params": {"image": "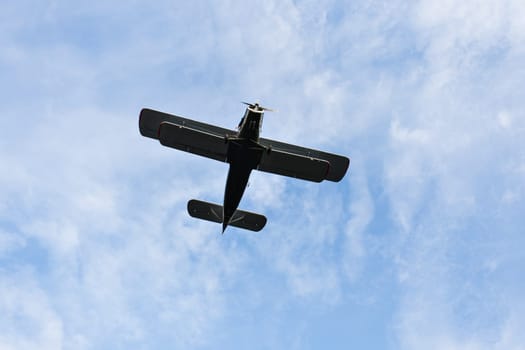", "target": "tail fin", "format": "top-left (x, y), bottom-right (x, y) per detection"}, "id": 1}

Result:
top-left (187, 199), bottom-right (267, 232)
